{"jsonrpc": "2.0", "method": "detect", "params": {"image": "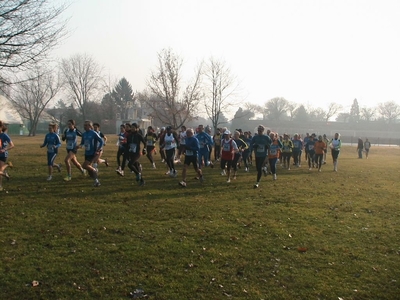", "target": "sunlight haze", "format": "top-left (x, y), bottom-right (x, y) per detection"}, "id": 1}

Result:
top-left (53, 0), bottom-right (400, 114)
